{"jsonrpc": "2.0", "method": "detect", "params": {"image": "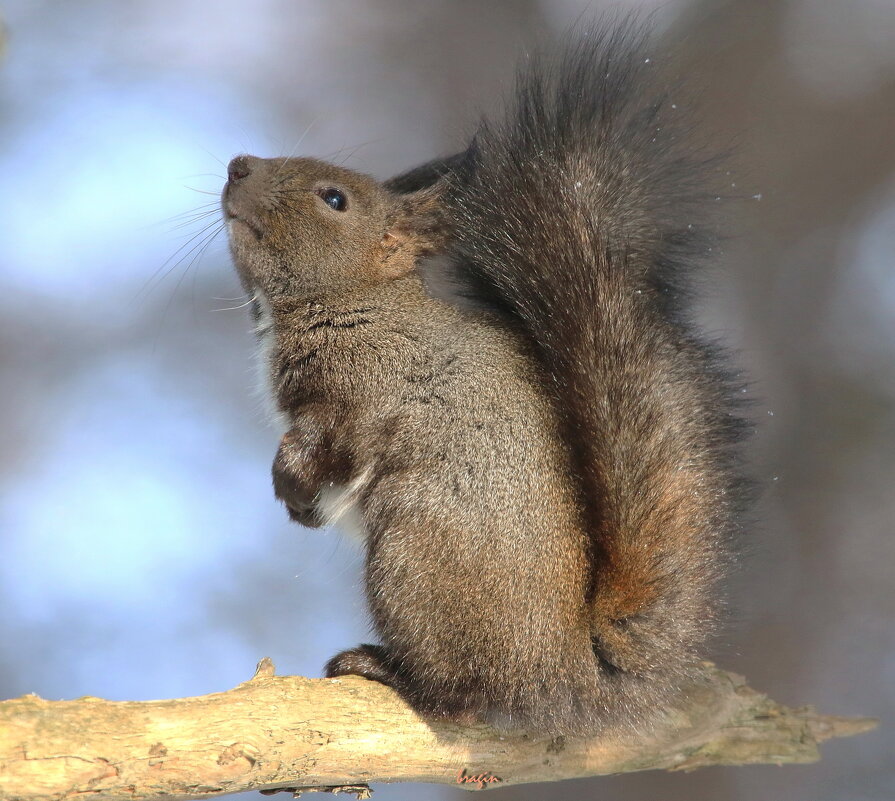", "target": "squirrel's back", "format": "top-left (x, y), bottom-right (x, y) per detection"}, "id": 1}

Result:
top-left (431, 21), bottom-right (749, 728)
